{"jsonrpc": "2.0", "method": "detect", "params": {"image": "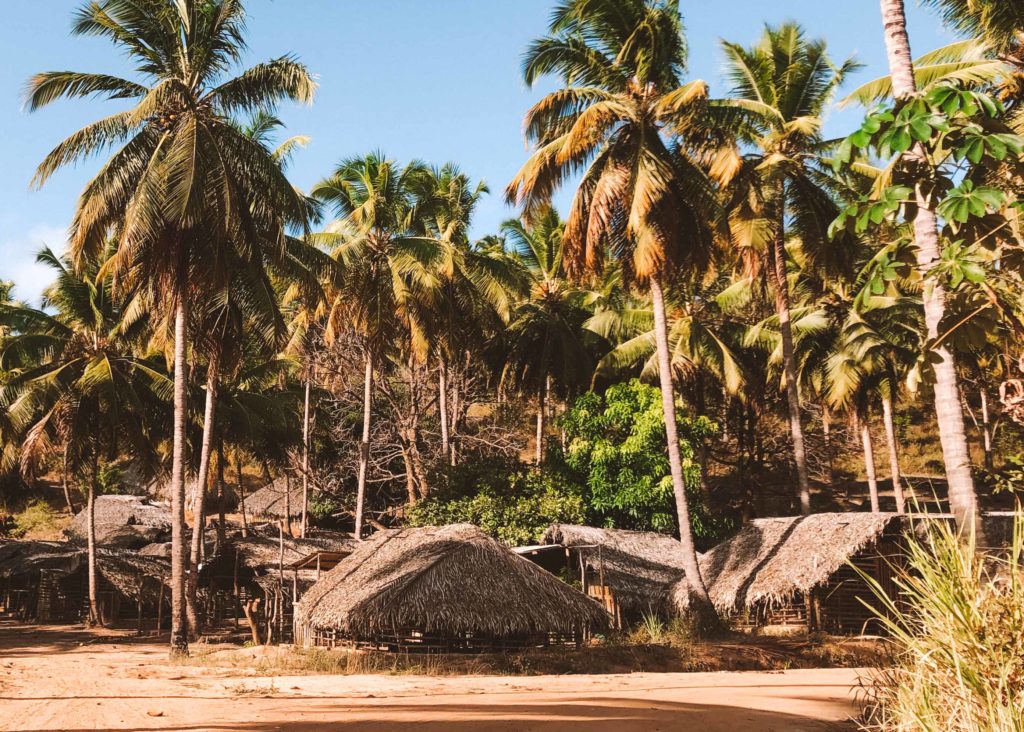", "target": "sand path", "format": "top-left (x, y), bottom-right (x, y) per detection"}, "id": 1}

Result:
top-left (0, 623), bottom-right (865, 731)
